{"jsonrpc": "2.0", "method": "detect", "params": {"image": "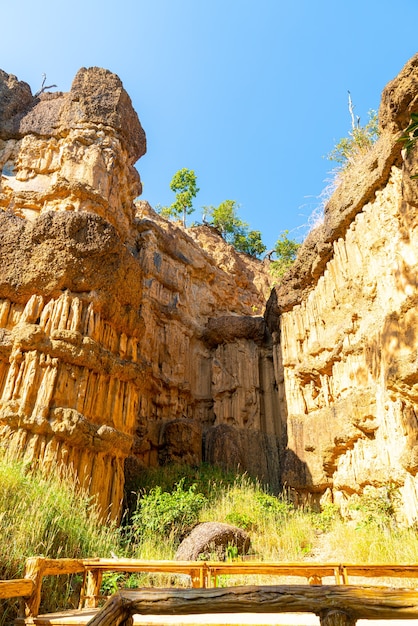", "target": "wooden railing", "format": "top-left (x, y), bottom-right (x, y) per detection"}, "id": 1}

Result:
top-left (0, 578), bottom-right (34, 600)
top-left (4, 557), bottom-right (418, 622)
top-left (86, 585), bottom-right (418, 626)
